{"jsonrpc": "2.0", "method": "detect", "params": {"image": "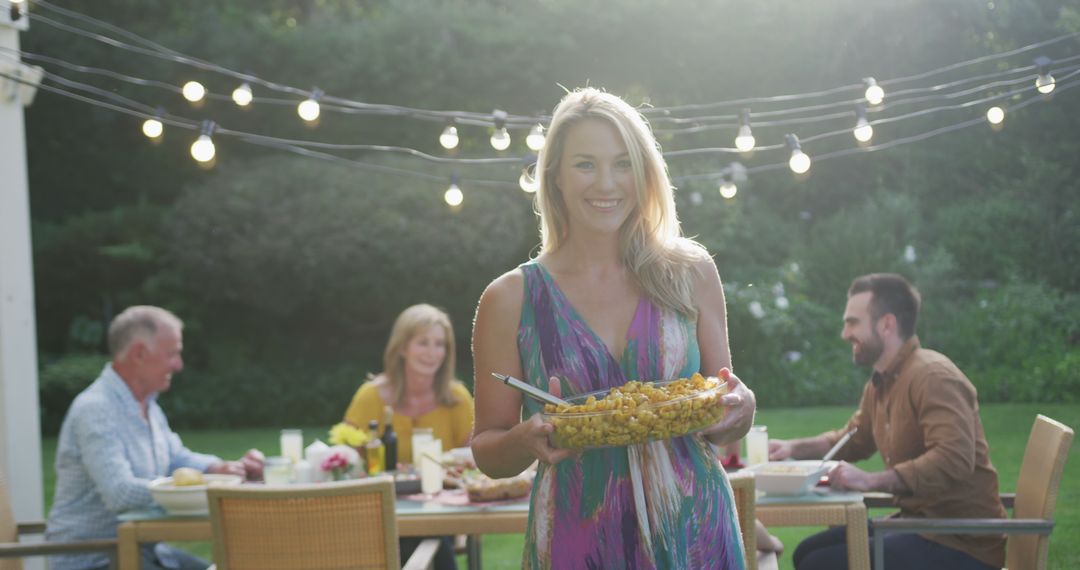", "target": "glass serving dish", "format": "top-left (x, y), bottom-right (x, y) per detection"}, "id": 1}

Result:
top-left (540, 373), bottom-right (730, 449)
